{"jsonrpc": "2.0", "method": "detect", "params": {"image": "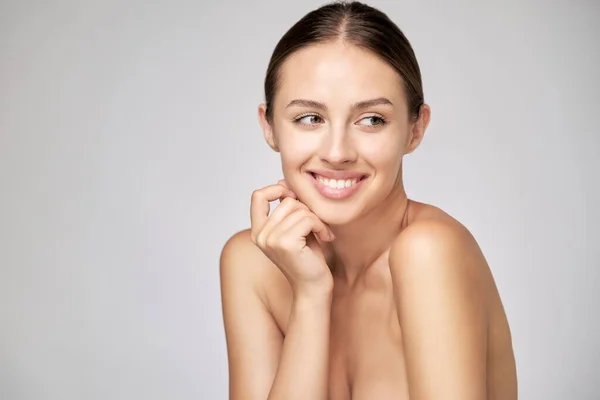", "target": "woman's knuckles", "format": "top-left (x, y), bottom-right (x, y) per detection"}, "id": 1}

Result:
top-left (264, 234), bottom-right (295, 252)
top-left (280, 197), bottom-right (297, 208)
top-left (255, 232), bottom-right (267, 248)
top-left (250, 188), bottom-right (265, 202)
